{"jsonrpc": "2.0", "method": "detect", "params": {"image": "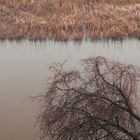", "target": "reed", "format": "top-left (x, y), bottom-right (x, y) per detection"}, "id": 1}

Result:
top-left (0, 0), bottom-right (140, 40)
